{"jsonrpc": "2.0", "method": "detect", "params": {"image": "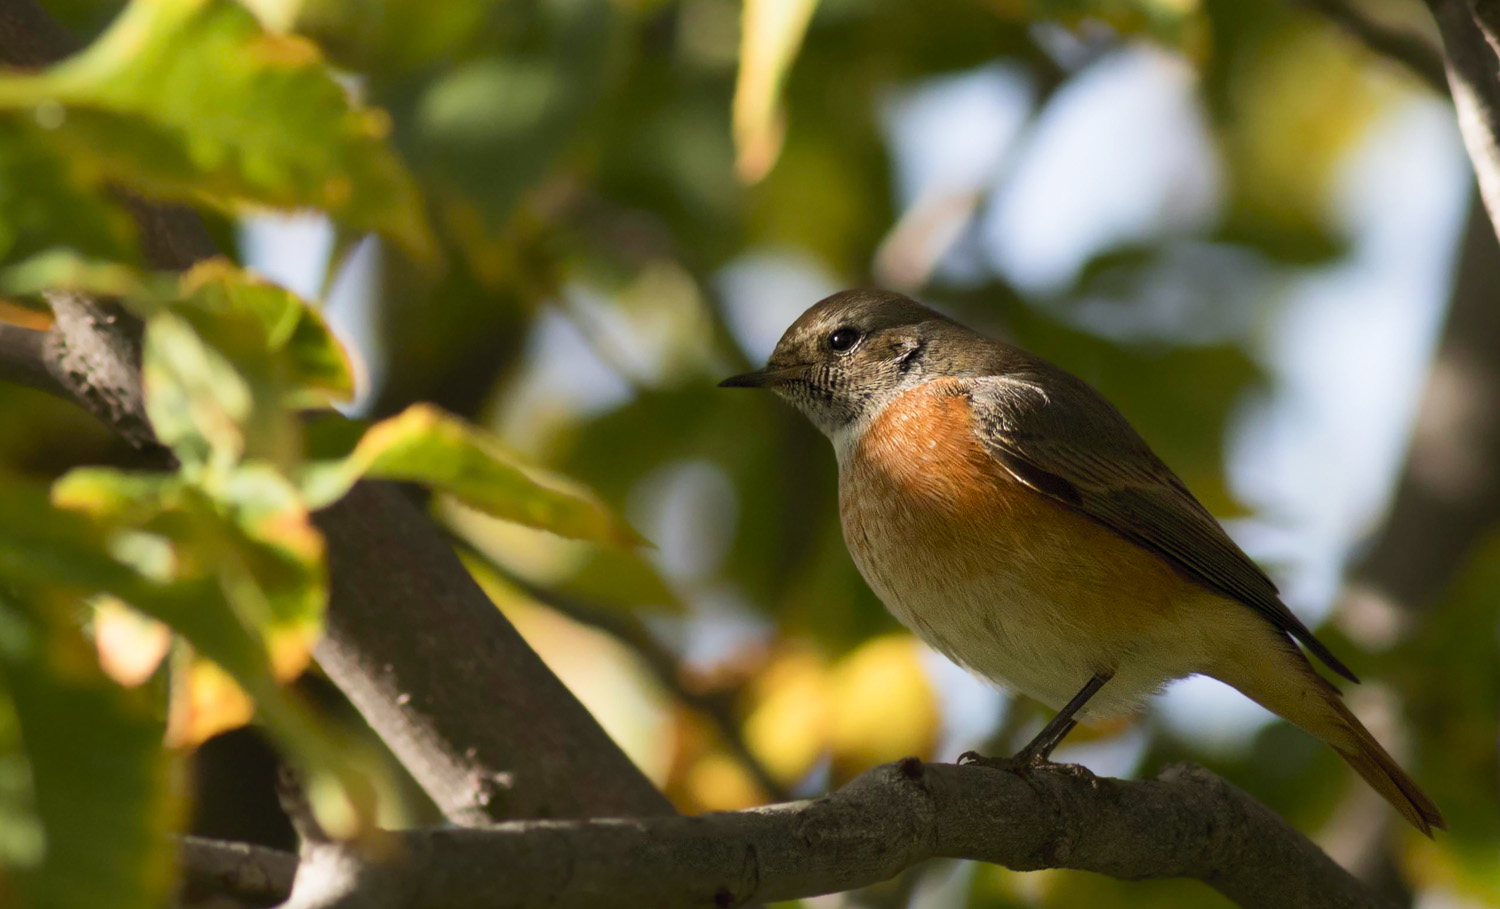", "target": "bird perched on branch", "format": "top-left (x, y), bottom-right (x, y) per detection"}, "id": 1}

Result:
top-left (720, 289), bottom-right (1444, 835)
